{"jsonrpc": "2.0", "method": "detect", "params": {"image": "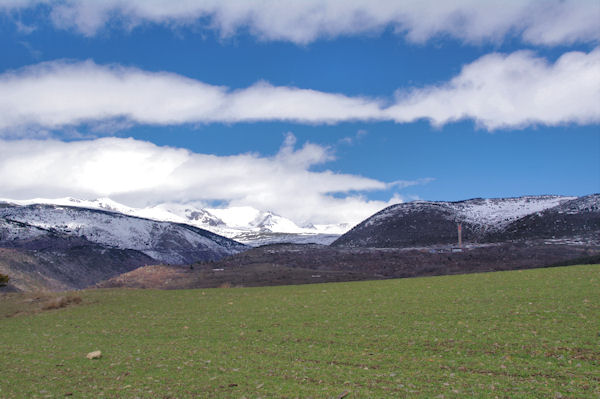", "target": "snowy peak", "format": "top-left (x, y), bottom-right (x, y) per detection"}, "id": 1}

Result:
top-left (207, 206), bottom-right (265, 229)
top-left (252, 212), bottom-right (302, 233)
top-left (203, 206), bottom-right (302, 233)
top-left (202, 206), bottom-right (344, 244)
top-left (205, 206), bottom-right (347, 235)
